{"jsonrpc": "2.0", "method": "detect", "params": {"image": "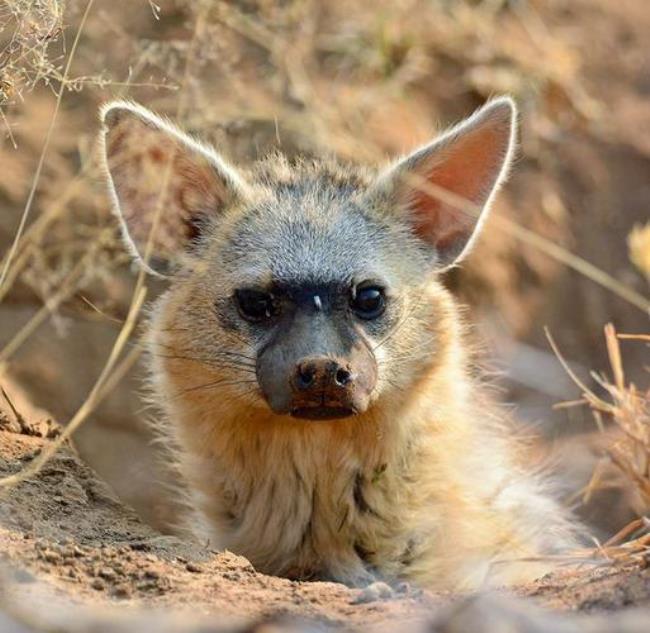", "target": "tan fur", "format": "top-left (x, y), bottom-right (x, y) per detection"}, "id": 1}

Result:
top-left (148, 263), bottom-right (574, 590)
top-left (101, 98), bottom-right (578, 591)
